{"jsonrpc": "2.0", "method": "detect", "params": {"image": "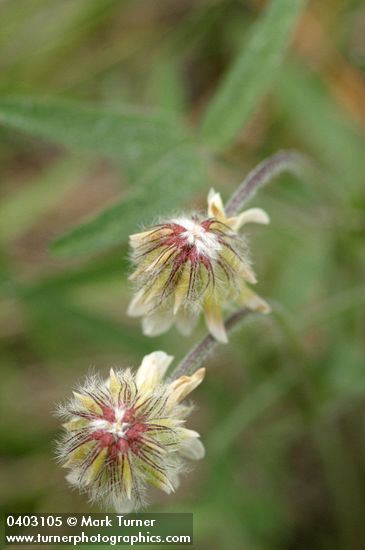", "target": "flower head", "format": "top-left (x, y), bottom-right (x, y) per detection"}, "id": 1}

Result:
top-left (128, 189), bottom-right (270, 343)
top-left (57, 352), bottom-right (205, 511)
